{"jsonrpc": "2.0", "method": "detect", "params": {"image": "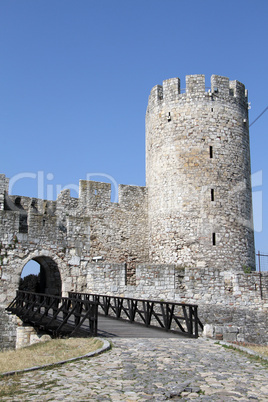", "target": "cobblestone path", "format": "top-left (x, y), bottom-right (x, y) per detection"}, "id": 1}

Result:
top-left (1, 337), bottom-right (268, 401)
